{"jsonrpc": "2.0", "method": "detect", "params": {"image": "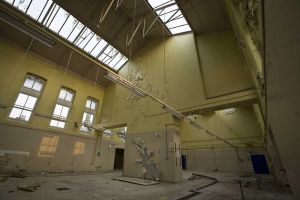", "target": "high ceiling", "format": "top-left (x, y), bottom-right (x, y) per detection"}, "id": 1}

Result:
top-left (0, 0), bottom-right (232, 87)
top-left (177, 0), bottom-right (232, 33)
